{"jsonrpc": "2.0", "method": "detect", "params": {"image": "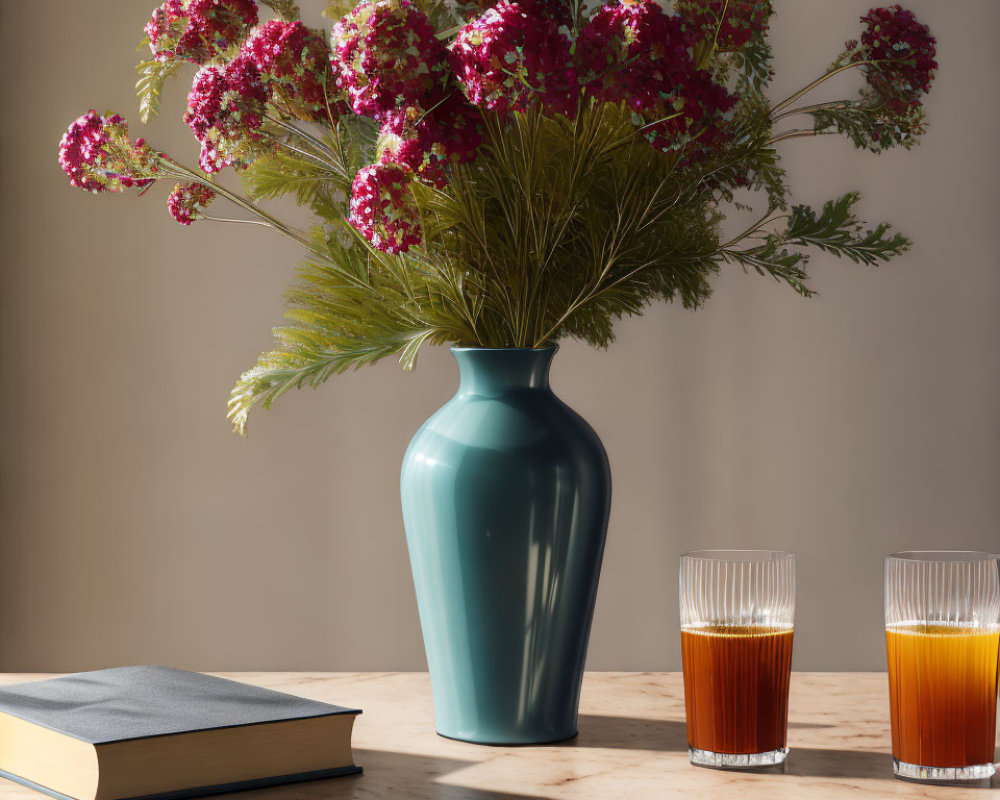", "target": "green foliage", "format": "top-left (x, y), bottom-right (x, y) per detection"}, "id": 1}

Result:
top-left (720, 192), bottom-right (909, 296)
top-left (322, 0), bottom-right (356, 20)
top-left (222, 60), bottom-right (917, 432)
top-left (728, 33), bottom-right (774, 97)
top-left (810, 98), bottom-right (927, 153)
top-left (239, 115), bottom-right (378, 217)
top-left (415, 103), bottom-right (723, 348)
top-left (227, 221), bottom-right (477, 435)
top-left (136, 58), bottom-right (181, 124)
top-left (720, 240), bottom-right (813, 296)
top-left (782, 192), bottom-right (910, 265)
top-left (228, 95), bottom-right (915, 430)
